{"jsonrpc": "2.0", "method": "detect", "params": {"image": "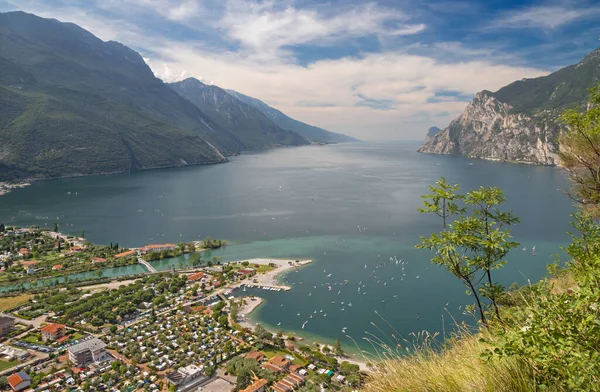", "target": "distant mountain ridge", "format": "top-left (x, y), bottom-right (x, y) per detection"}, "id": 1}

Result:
top-left (419, 46), bottom-right (600, 165)
top-left (225, 89), bottom-right (359, 144)
top-left (0, 11), bottom-right (348, 182)
top-left (168, 78), bottom-right (309, 149)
